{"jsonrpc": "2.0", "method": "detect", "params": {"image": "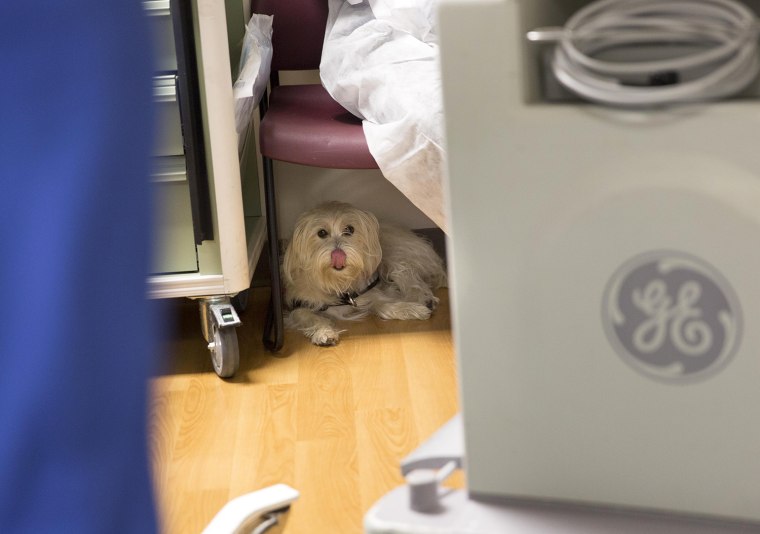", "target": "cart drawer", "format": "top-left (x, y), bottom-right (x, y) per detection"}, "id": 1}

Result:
top-left (153, 75), bottom-right (185, 157)
top-left (150, 156), bottom-right (198, 274)
top-left (143, 0), bottom-right (177, 73)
